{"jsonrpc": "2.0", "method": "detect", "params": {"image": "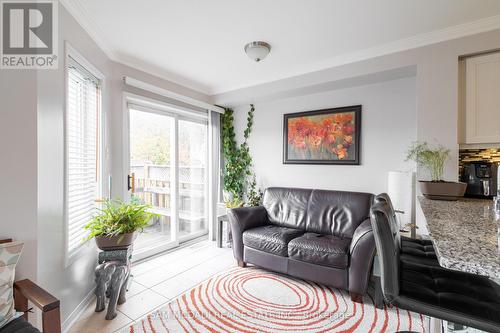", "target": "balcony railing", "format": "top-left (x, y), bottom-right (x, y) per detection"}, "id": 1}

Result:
top-left (131, 164), bottom-right (206, 225)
